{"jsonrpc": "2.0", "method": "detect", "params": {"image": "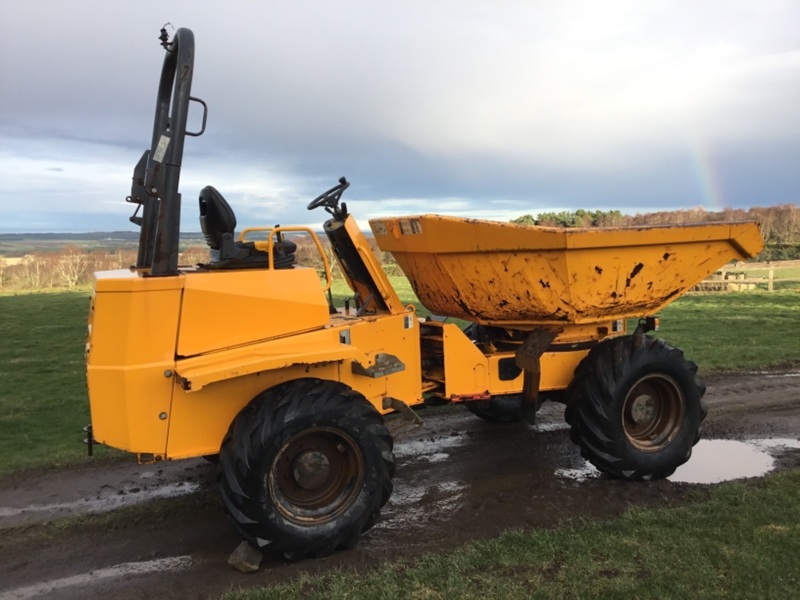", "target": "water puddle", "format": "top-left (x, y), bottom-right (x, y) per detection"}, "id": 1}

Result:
top-left (555, 464), bottom-right (602, 481)
top-left (394, 434), bottom-right (467, 462)
top-left (0, 481), bottom-right (200, 523)
top-left (375, 480), bottom-right (468, 531)
top-left (0, 555), bottom-right (196, 600)
top-left (555, 438), bottom-right (800, 484)
top-left (532, 403), bottom-right (570, 432)
top-left (534, 421), bottom-right (570, 432)
top-left (670, 438), bottom-right (800, 484)
top-left (751, 371), bottom-right (800, 378)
